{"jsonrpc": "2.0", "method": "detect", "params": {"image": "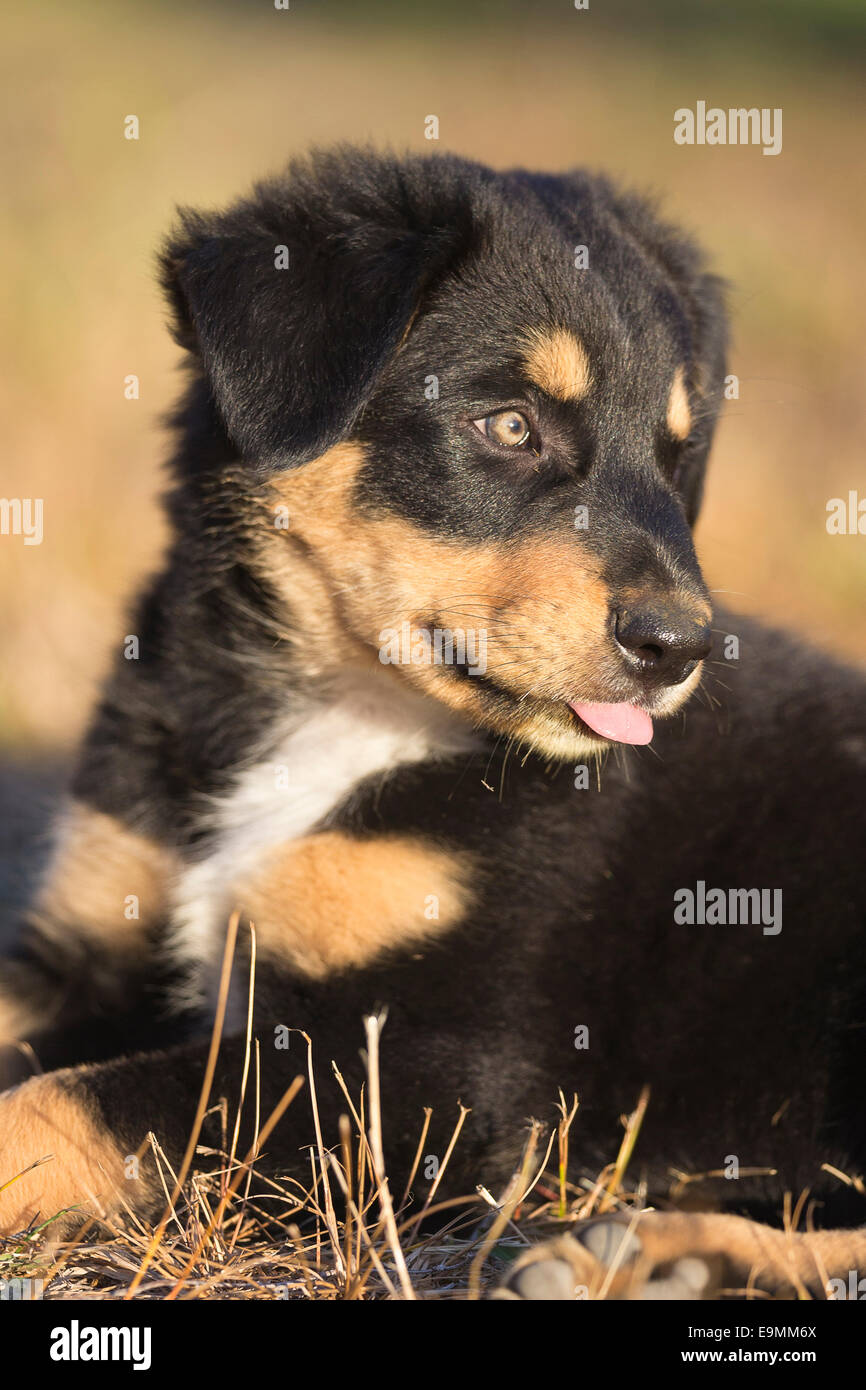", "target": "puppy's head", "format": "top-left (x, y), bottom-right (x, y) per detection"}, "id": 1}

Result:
top-left (163, 148), bottom-right (727, 759)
